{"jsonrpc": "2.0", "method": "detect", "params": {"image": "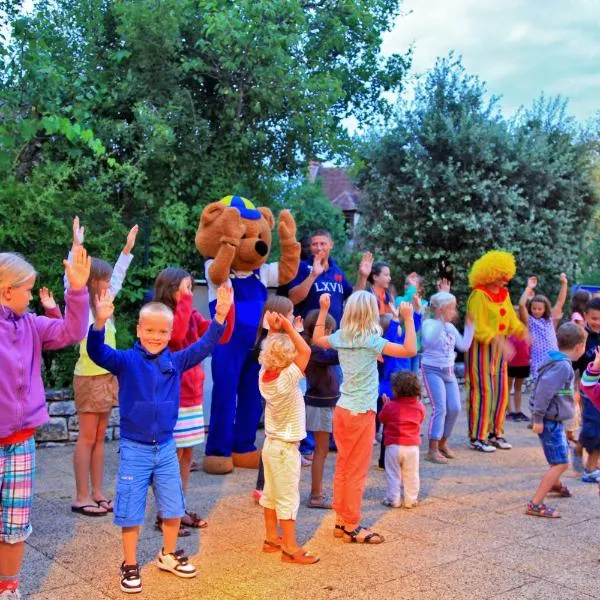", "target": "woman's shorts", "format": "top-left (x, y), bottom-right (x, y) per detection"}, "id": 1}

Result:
top-left (74, 373), bottom-right (118, 413)
top-left (173, 405), bottom-right (205, 449)
top-left (0, 436), bottom-right (36, 544)
top-left (507, 365), bottom-right (530, 379)
top-left (305, 405), bottom-right (334, 433)
top-left (579, 422), bottom-right (600, 454)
